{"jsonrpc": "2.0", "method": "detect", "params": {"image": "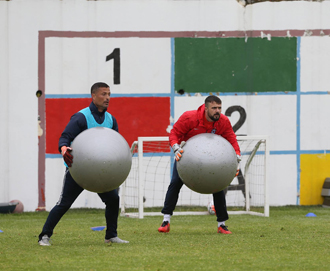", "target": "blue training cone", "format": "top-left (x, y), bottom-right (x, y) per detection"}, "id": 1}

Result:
top-left (305, 212), bottom-right (317, 217)
top-left (91, 226), bottom-right (106, 231)
top-left (0, 229), bottom-right (3, 233)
